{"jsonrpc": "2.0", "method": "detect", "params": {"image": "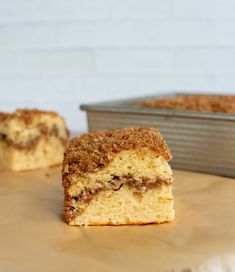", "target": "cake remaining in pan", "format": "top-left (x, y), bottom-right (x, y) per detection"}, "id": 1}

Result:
top-left (62, 127), bottom-right (174, 226)
top-left (0, 109), bottom-right (69, 171)
top-left (142, 95), bottom-right (235, 114)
